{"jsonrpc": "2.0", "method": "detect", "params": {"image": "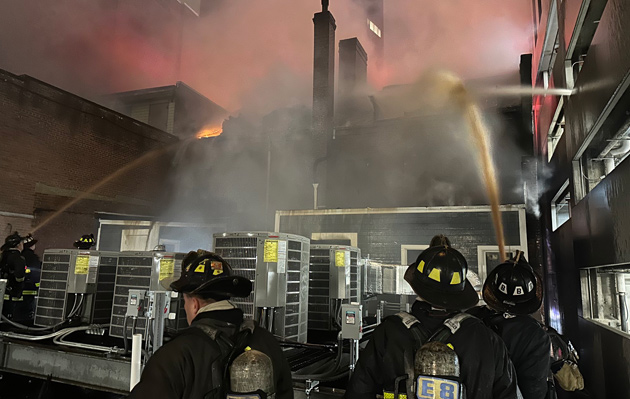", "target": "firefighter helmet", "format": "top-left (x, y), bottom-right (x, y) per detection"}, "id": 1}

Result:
top-left (2, 232), bottom-right (23, 251)
top-left (404, 245), bottom-right (478, 310)
top-left (73, 234), bottom-right (95, 249)
top-left (166, 249), bottom-right (252, 299)
top-left (482, 251), bottom-right (543, 315)
top-left (23, 233), bottom-right (38, 249)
